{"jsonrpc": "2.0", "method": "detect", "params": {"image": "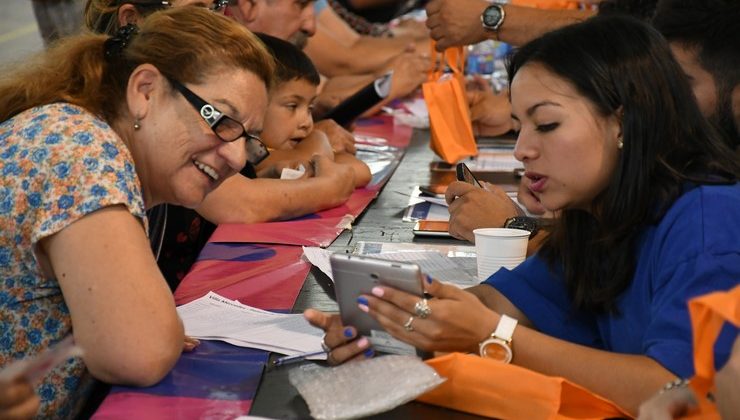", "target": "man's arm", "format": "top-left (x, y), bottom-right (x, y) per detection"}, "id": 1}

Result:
top-left (425, 0), bottom-right (595, 50)
top-left (195, 156), bottom-right (356, 224)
